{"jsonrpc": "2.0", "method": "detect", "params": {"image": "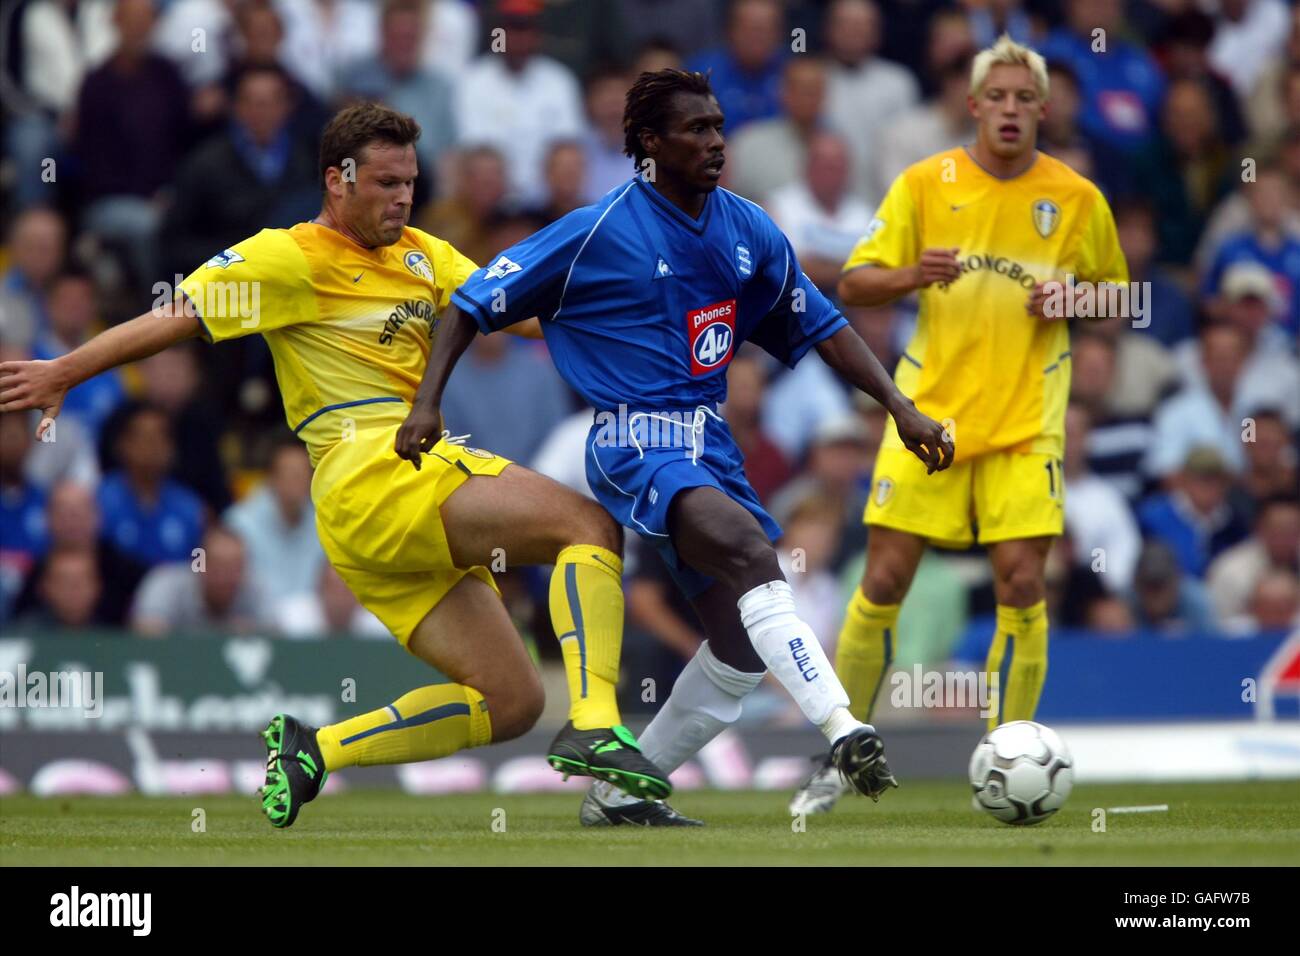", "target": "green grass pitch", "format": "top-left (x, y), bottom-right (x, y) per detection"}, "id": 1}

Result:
top-left (3, 781), bottom-right (1298, 866)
